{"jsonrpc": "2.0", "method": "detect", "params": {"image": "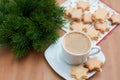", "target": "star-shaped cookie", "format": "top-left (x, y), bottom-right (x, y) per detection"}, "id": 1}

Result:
top-left (92, 7), bottom-right (109, 23)
top-left (109, 14), bottom-right (120, 25)
top-left (86, 28), bottom-right (100, 40)
top-left (65, 7), bottom-right (74, 18)
top-left (70, 22), bottom-right (87, 32)
top-left (83, 13), bottom-right (93, 24)
top-left (71, 65), bottom-right (88, 80)
top-left (94, 22), bottom-right (109, 34)
top-left (85, 57), bottom-right (104, 72)
top-left (70, 9), bottom-right (83, 21)
top-left (77, 1), bottom-right (90, 11)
